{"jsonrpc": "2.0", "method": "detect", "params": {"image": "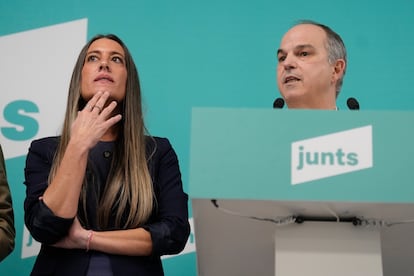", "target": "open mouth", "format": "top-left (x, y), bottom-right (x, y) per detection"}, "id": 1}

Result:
top-left (284, 76), bottom-right (300, 84)
top-left (95, 75), bottom-right (114, 82)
